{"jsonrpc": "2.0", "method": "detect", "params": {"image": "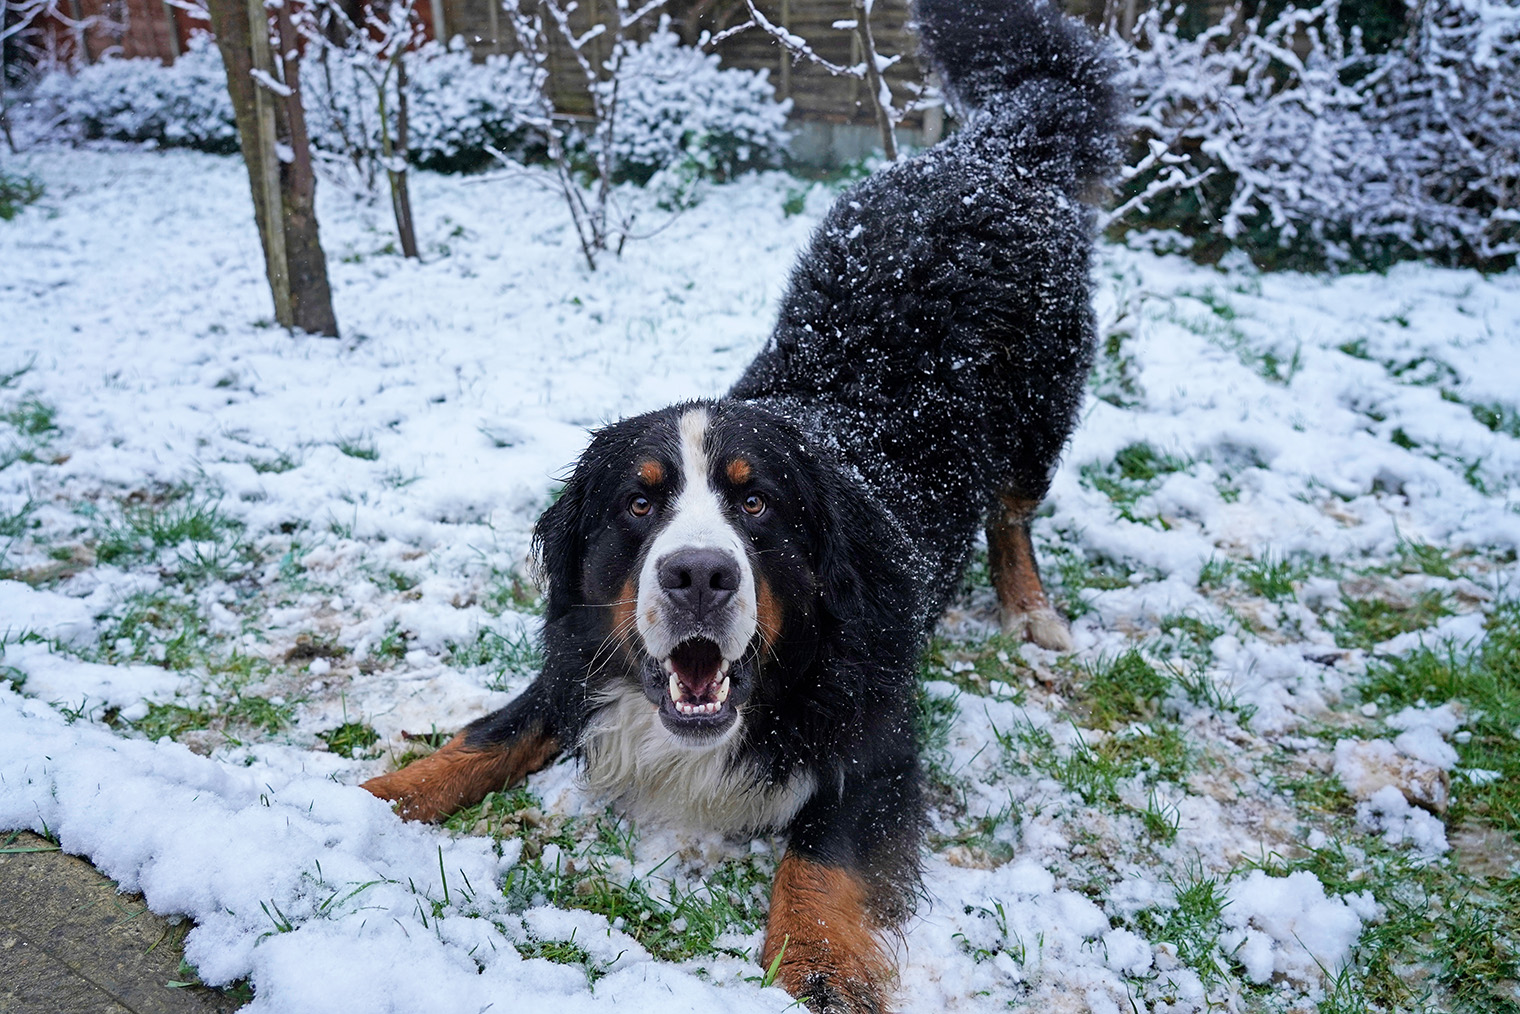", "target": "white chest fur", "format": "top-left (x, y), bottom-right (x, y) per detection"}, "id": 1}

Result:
top-left (579, 685), bottom-right (815, 835)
